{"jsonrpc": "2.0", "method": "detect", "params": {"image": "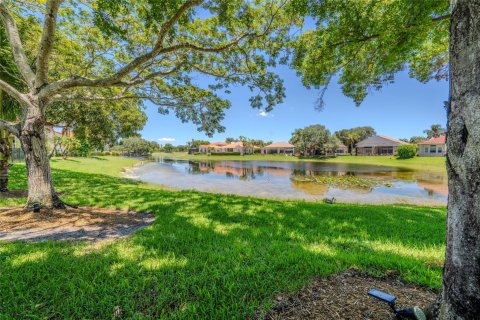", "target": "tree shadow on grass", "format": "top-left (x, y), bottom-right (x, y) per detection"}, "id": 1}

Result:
top-left (0, 167), bottom-right (446, 318)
